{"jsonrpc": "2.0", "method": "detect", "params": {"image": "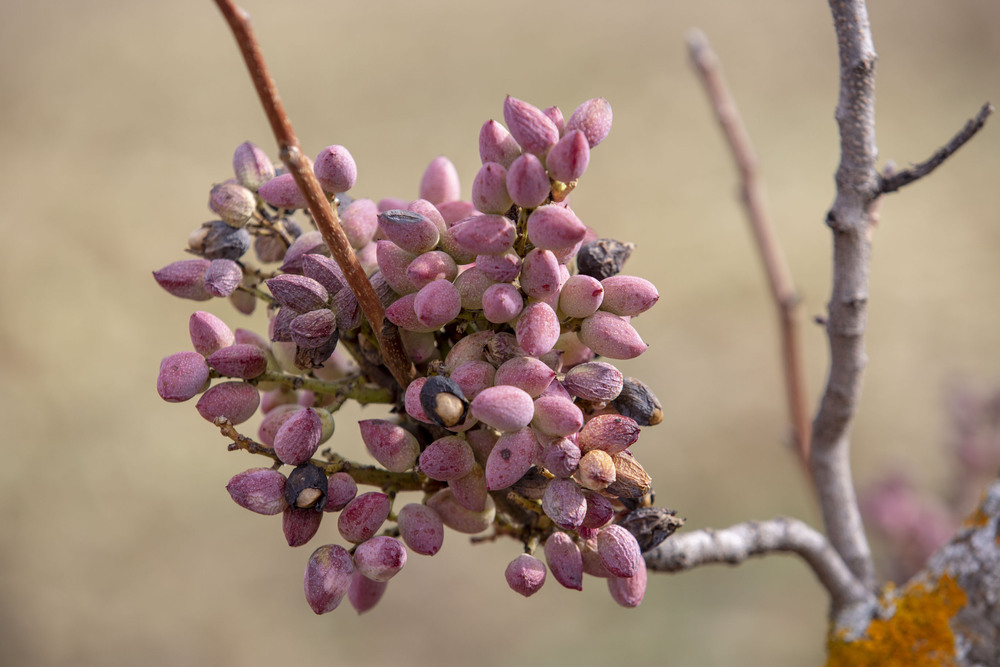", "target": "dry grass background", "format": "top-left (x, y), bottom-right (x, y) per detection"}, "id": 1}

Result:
top-left (1, 1), bottom-right (998, 665)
